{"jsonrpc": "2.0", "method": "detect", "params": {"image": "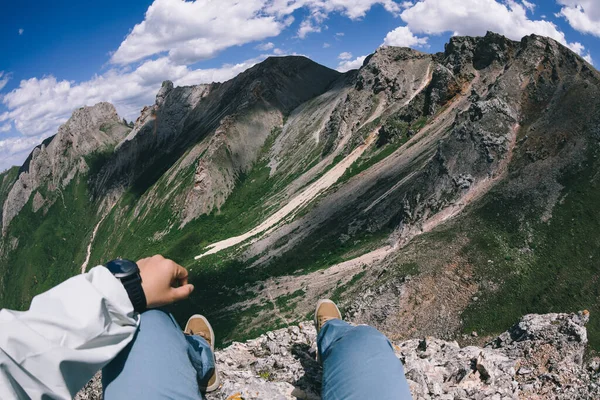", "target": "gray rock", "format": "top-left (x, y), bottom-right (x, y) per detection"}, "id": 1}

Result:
top-left (2, 102), bottom-right (128, 233)
top-left (75, 311), bottom-right (600, 400)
